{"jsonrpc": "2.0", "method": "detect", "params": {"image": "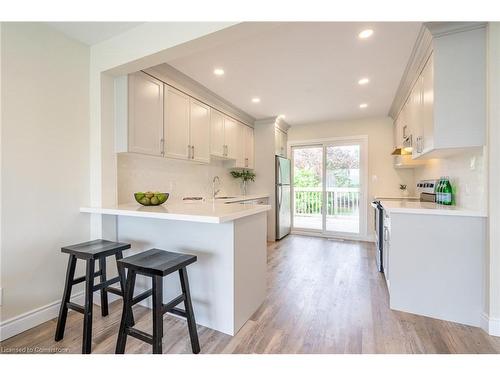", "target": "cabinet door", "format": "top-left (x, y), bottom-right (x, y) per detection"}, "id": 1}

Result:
top-left (224, 117), bottom-right (238, 160)
top-left (234, 122), bottom-right (246, 168)
top-left (422, 54), bottom-right (434, 153)
top-left (245, 126), bottom-right (255, 169)
top-left (164, 86), bottom-right (190, 160)
top-left (128, 72), bottom-right (164, 156)
top-left (274, 127), bottom-right (282, 156)
top-left (190, 98), bottom-right (210, 163)
top-left (280, 130), bottom-right (287, 157)
top-left (210, 109), bottom-right (225, 157)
